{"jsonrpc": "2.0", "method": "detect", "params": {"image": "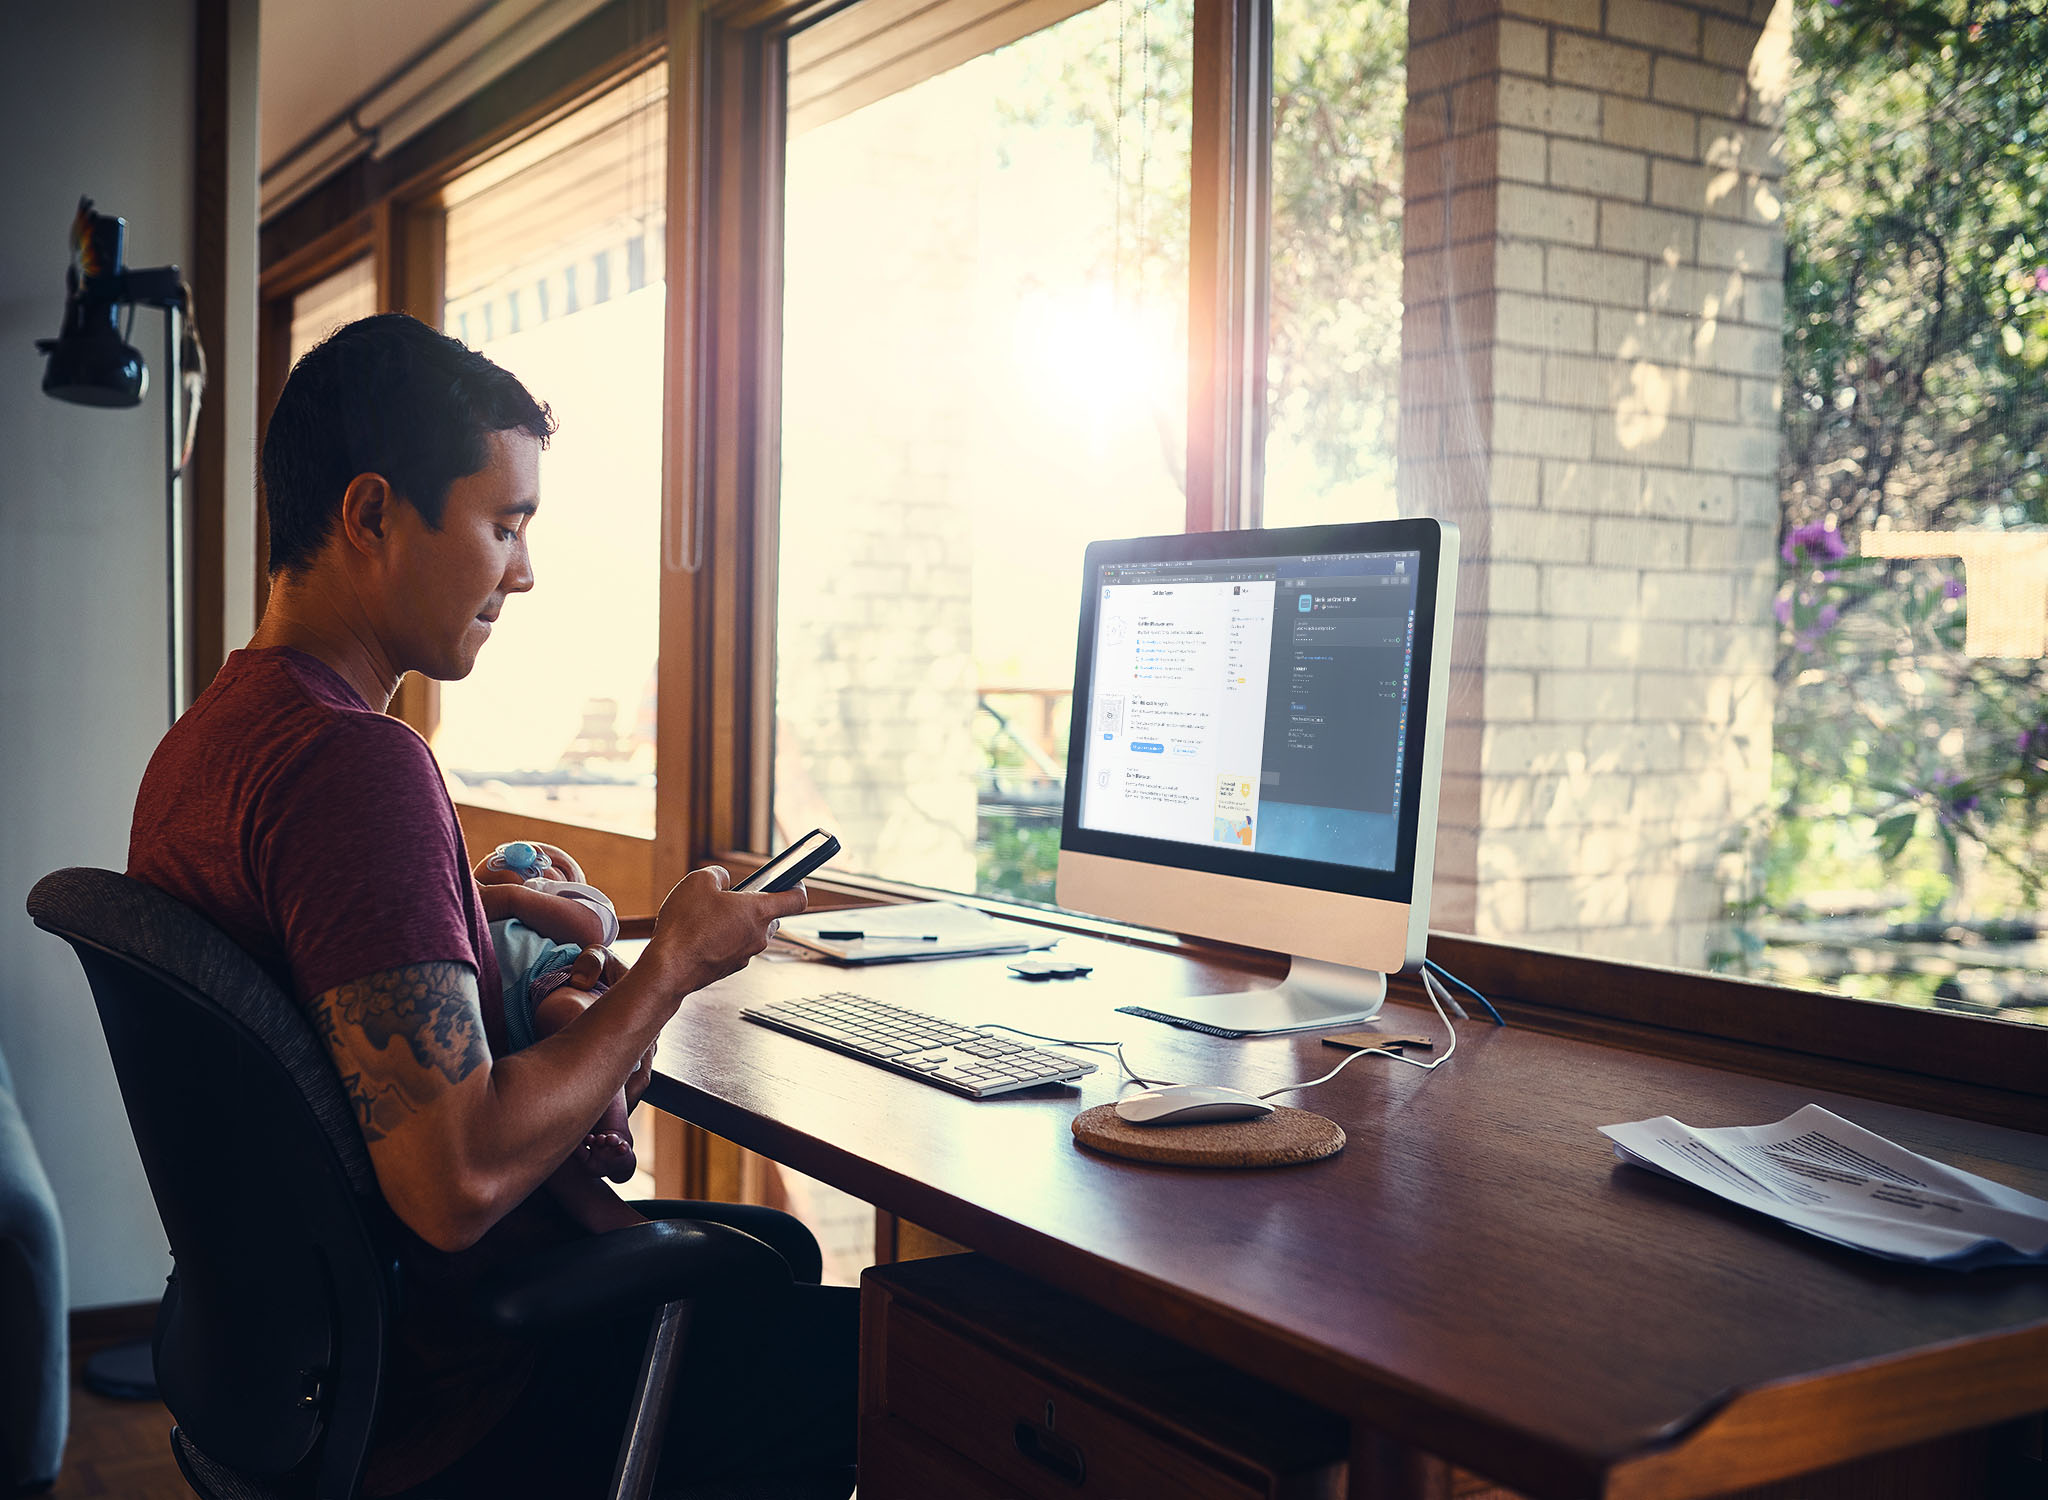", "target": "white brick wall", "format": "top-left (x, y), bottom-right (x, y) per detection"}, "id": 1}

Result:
top-left (1402, 0), bottom-right (1786, 964)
